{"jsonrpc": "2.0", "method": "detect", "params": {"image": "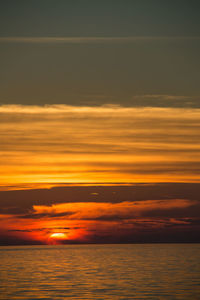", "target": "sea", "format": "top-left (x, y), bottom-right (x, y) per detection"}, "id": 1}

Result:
top-left (0, 244), bottom-right (200, 299)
